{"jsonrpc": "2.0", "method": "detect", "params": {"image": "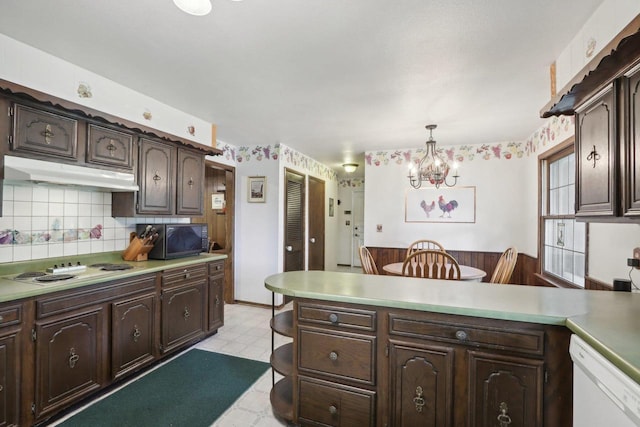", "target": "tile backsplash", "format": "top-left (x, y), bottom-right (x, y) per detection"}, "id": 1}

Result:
top-left (0, 183), bottom-right (189, 263)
